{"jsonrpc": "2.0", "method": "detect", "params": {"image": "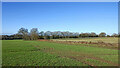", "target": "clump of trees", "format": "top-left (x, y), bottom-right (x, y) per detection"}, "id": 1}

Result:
top-left (1, 34), bottom-right (23, 40)
top-left (17, 28), bottom-right (39, 40)
top-left (1, 28), bottom-right (120, 40)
